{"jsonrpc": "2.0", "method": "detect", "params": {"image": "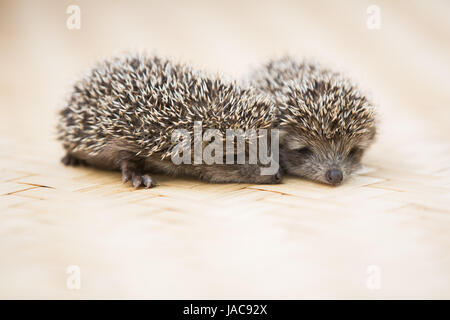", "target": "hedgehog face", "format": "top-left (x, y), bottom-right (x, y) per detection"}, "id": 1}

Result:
top-left (279, 130), bottom-right (375, 185)
top-left (249, 58), bottom-right (377, 185)
top-left (278, 76), bottom-right (376, 185)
